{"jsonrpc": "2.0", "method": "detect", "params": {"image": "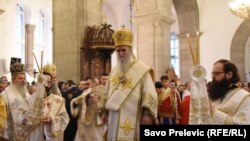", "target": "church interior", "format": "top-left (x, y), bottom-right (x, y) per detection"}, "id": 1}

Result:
top-left (0, 0), bottom-right (250, 84)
